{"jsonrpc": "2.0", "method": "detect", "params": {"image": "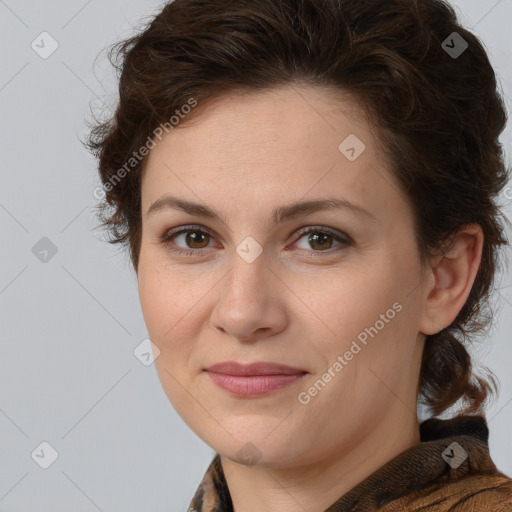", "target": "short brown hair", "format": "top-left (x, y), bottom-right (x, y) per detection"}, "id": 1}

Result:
top-left (85, 0), bottom-right (510, 417)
